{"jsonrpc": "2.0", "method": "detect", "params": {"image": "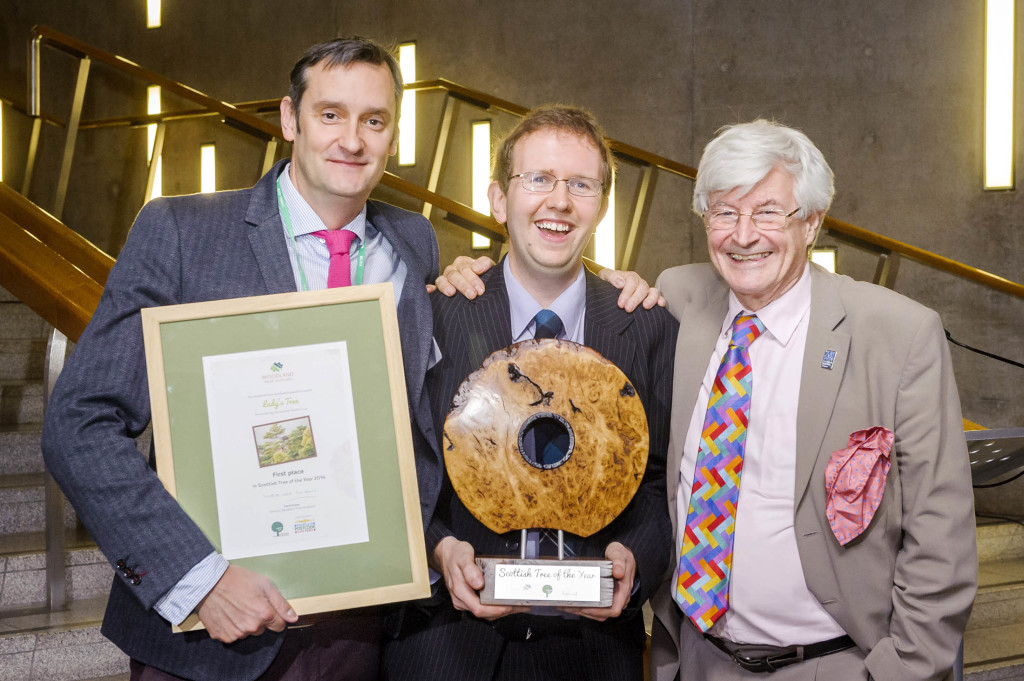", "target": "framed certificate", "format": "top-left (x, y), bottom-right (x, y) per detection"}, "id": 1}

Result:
top-left (141, 284), bottom-right (429, 632)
